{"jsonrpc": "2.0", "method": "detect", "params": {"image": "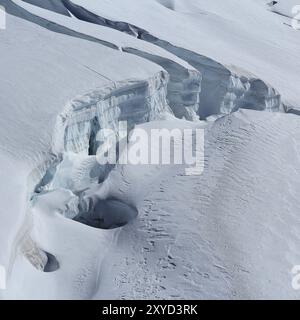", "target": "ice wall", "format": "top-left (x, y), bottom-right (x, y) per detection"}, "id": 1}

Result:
top-left (54, 71), bottom-right (170, 155)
